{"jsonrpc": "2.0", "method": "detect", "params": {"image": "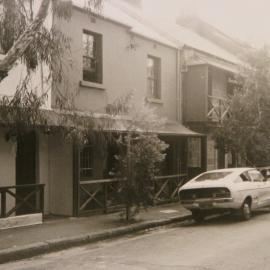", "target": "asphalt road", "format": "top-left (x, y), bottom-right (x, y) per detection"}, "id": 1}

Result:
top-left (2, 210), bottom-right (270, 270)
